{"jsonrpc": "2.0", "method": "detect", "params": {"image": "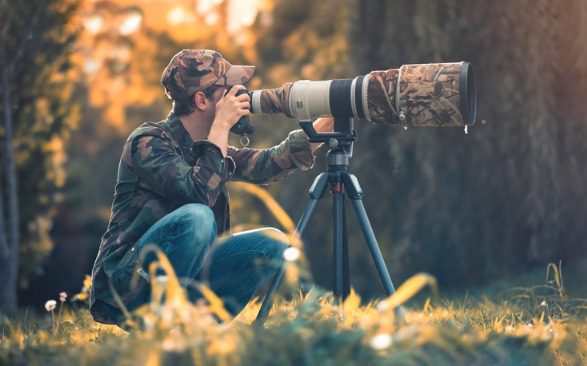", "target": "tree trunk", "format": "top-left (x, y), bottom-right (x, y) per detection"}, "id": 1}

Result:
top-left (352, 0), bottom-right (387, 73)
top-left (0, 173), bottom-right (8, 274)
top-left (0, 46), bottom-right (19, 314)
